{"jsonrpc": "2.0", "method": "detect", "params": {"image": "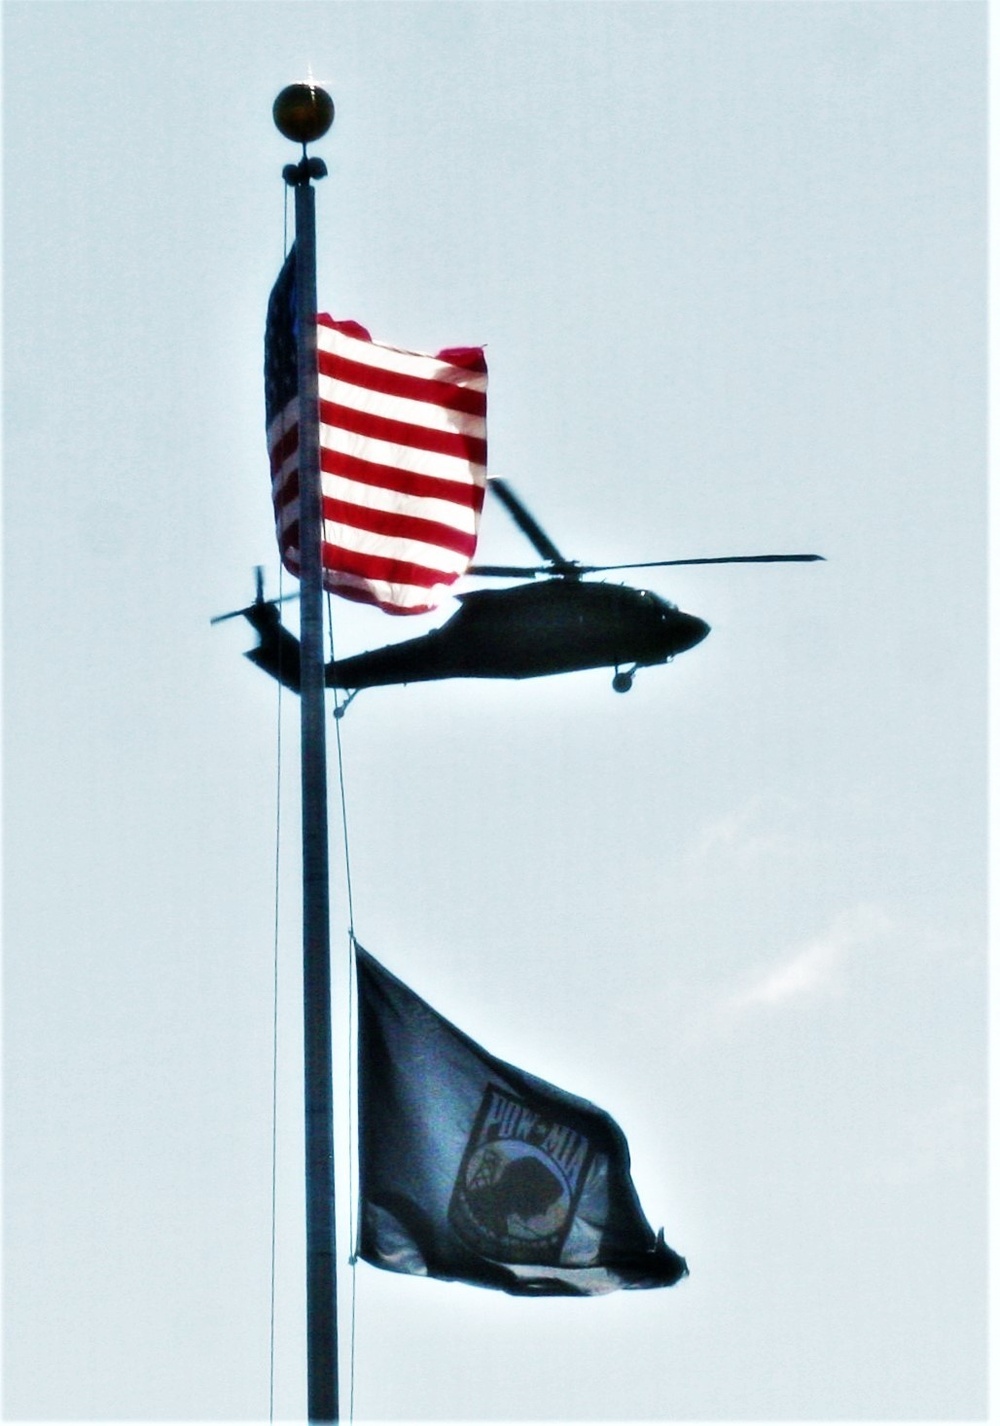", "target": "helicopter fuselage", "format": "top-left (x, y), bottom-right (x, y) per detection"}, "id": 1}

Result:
top-left (223, 476), bottom-right (822, 699)
top-left (243, 578), bottom-right (710, 693)
top-left (327, 580), bottom-right (709, 688)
